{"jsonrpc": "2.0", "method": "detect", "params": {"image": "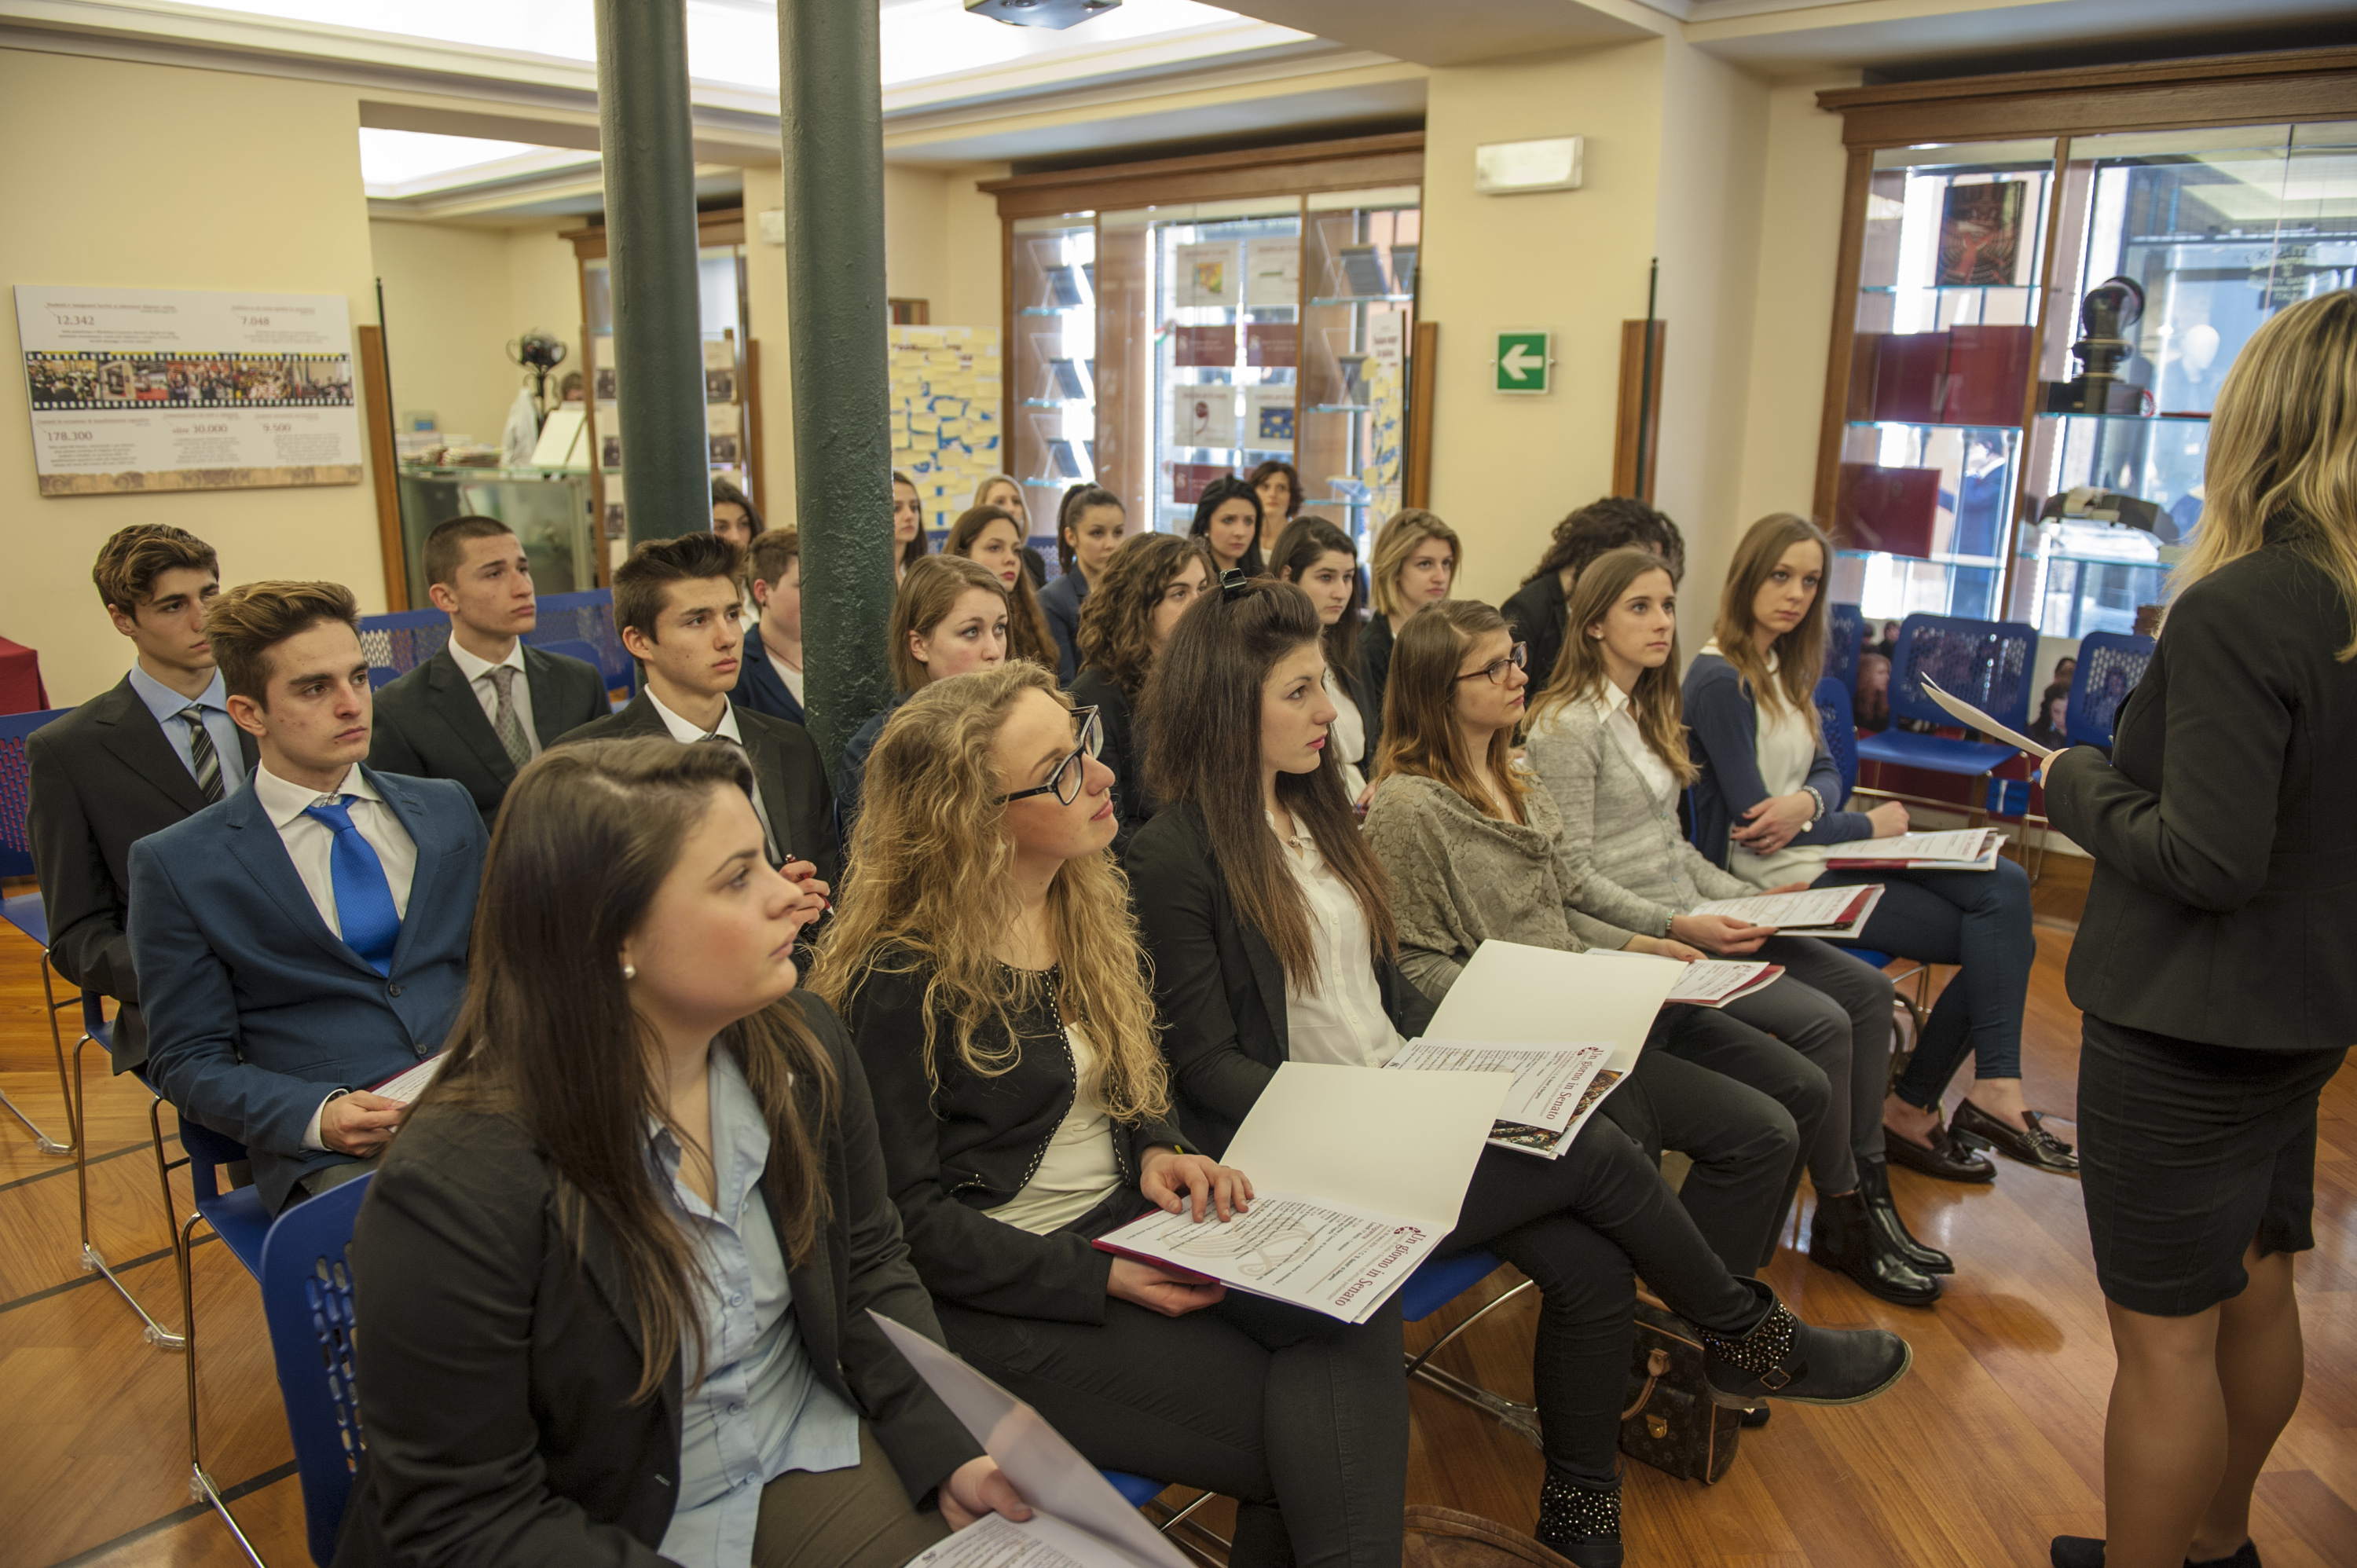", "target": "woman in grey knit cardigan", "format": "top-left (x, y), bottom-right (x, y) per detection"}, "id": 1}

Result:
top-left (1521, 547), bottom-right (1947, 1306)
